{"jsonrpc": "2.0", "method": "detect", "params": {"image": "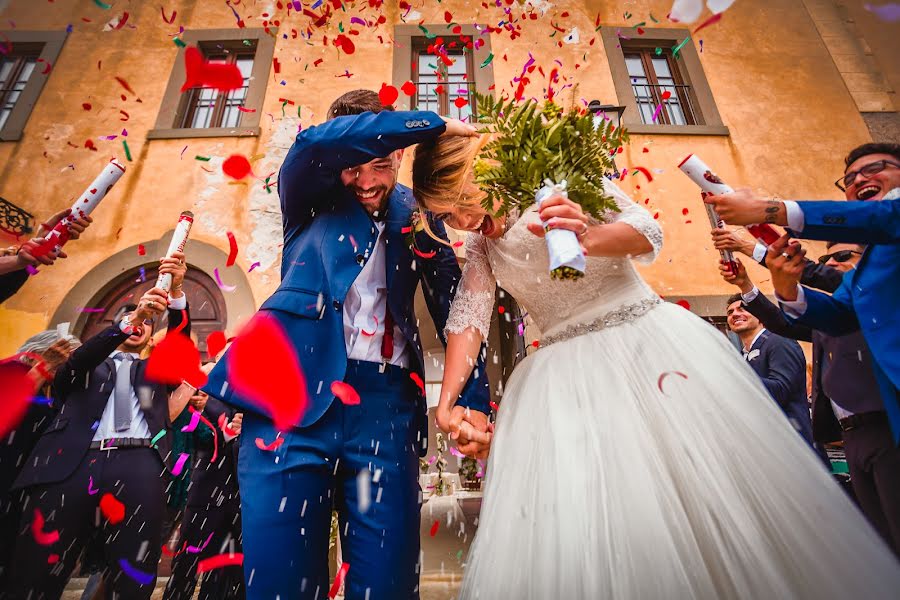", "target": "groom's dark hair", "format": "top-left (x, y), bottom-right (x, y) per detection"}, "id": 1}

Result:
top-left (726, 293), bottom-right (744, 309)
top-left (327, 89), bottom-right (394, 120)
